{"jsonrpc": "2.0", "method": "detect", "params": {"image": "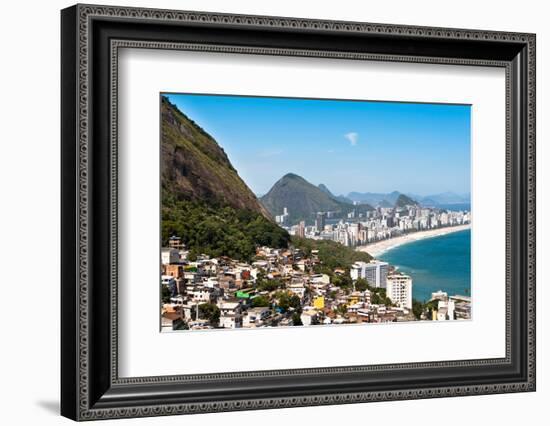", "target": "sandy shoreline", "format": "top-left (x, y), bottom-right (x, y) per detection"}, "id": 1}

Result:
top-left (356, 224), bottom-right (471, 258)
